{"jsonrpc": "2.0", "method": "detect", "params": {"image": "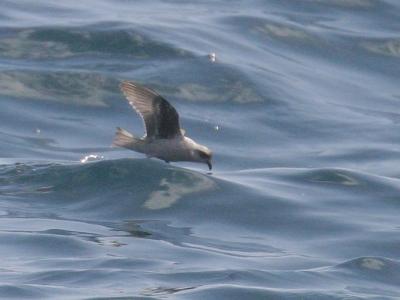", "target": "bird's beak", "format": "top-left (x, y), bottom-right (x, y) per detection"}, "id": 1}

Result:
top-left (207, 160), bottom-right (212, 170)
